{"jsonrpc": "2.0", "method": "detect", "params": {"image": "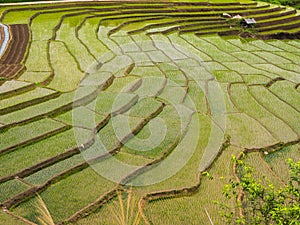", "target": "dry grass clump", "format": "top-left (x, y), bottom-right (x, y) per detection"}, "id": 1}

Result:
top-left (34, 194), bottom-right (55, 225)
top-left (110, 189), bottom-right (141, 225)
